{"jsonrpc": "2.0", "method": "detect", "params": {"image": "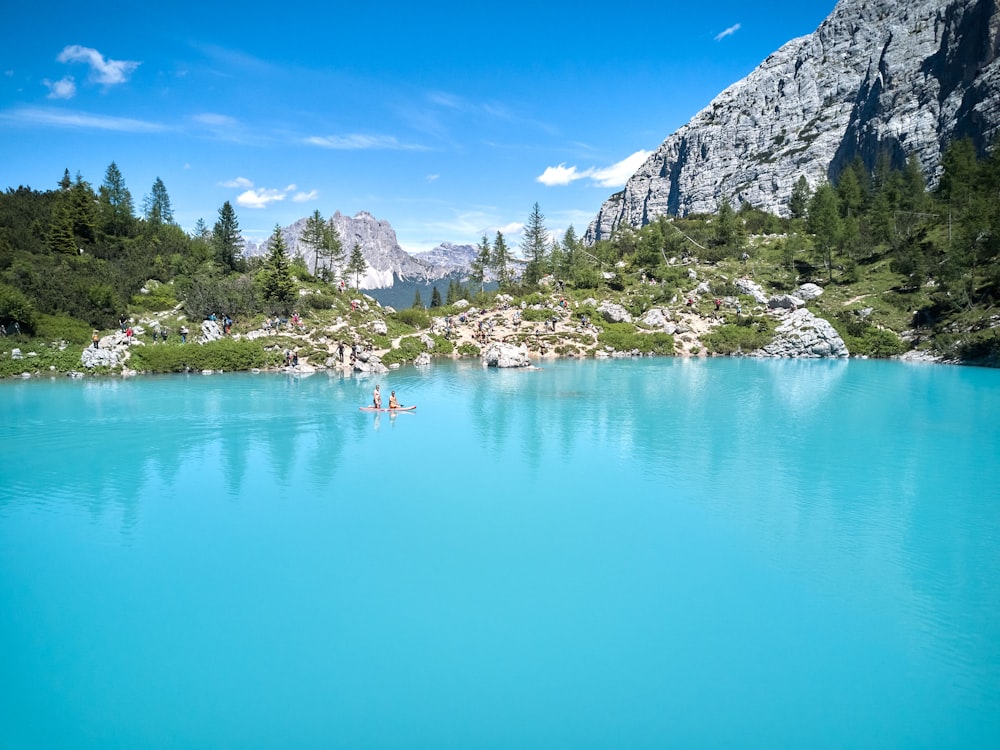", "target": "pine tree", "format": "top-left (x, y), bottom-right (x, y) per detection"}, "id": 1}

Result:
top-left (470, 234), bottom-right (491, 292)
top-left (446, 278), bottom-right (459, 305)
top-left (98, 162), bottom-right (134, 237)
top-left (300, 210), bottom-right (327, 275)
top-left (430, 286), bottom-right (442, 307)
top-left (789, 176), bottom-right (811, 219)
top-left (212, 201), bottom-right (243, 271)
top-left (193, 218), bottom-right (210, 239)
top-left (67, 173), bottom-right (98, 245)
top-left (143, 177), bottom-right (174, 226)
top-left (257, 224), bottom-right (296, 313)
top-left (345, 243), bottom-right (368, 289)
top-left (521, 202), bottom-right (549, 286)
top-left (322, 218), bottom-right (345, 280)
top-left (412, 289), bottom-right (423, 308)
top-left (492, 231), bottom-right (512, 289)
top-left (807, 183), bottom-right (842, 282)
